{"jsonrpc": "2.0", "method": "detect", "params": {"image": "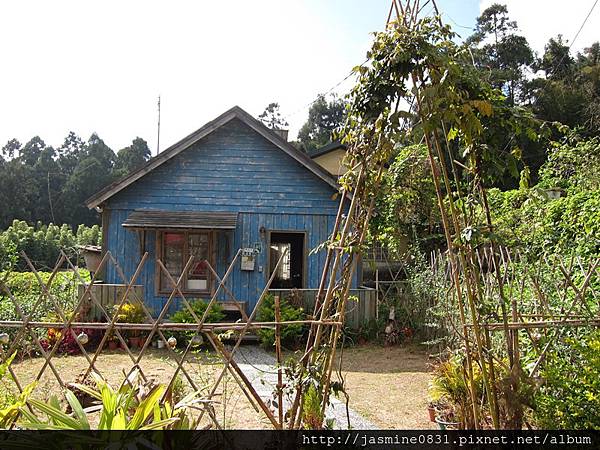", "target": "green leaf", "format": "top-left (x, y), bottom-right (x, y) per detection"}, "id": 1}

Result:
top-left (140, 417), bottom-right (179, 430)
top-left (128, 385), bottom-right (165, 429)
top-left (65, 390), bottom-right (90, 430)
top-left (28, 398), bottom-right (81, 429)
